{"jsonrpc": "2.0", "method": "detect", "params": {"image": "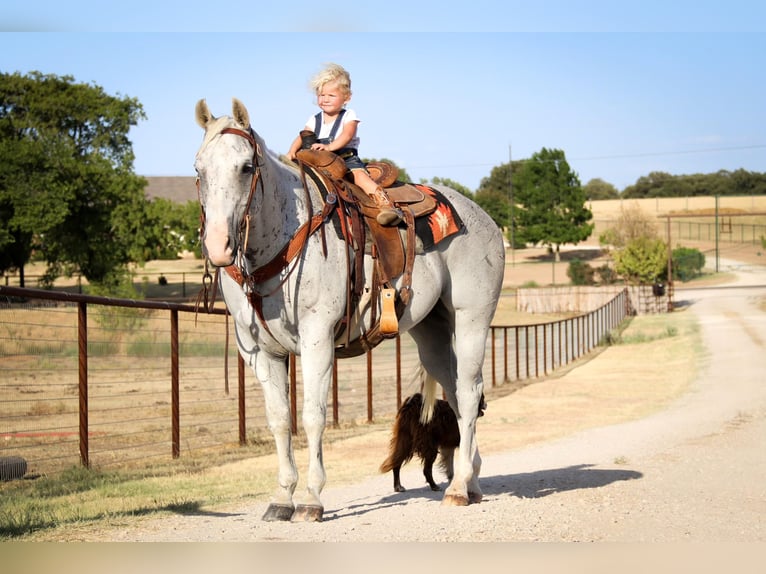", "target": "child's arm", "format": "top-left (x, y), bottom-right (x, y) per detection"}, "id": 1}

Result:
top-left (287, 133), bottom-right (303, 161)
